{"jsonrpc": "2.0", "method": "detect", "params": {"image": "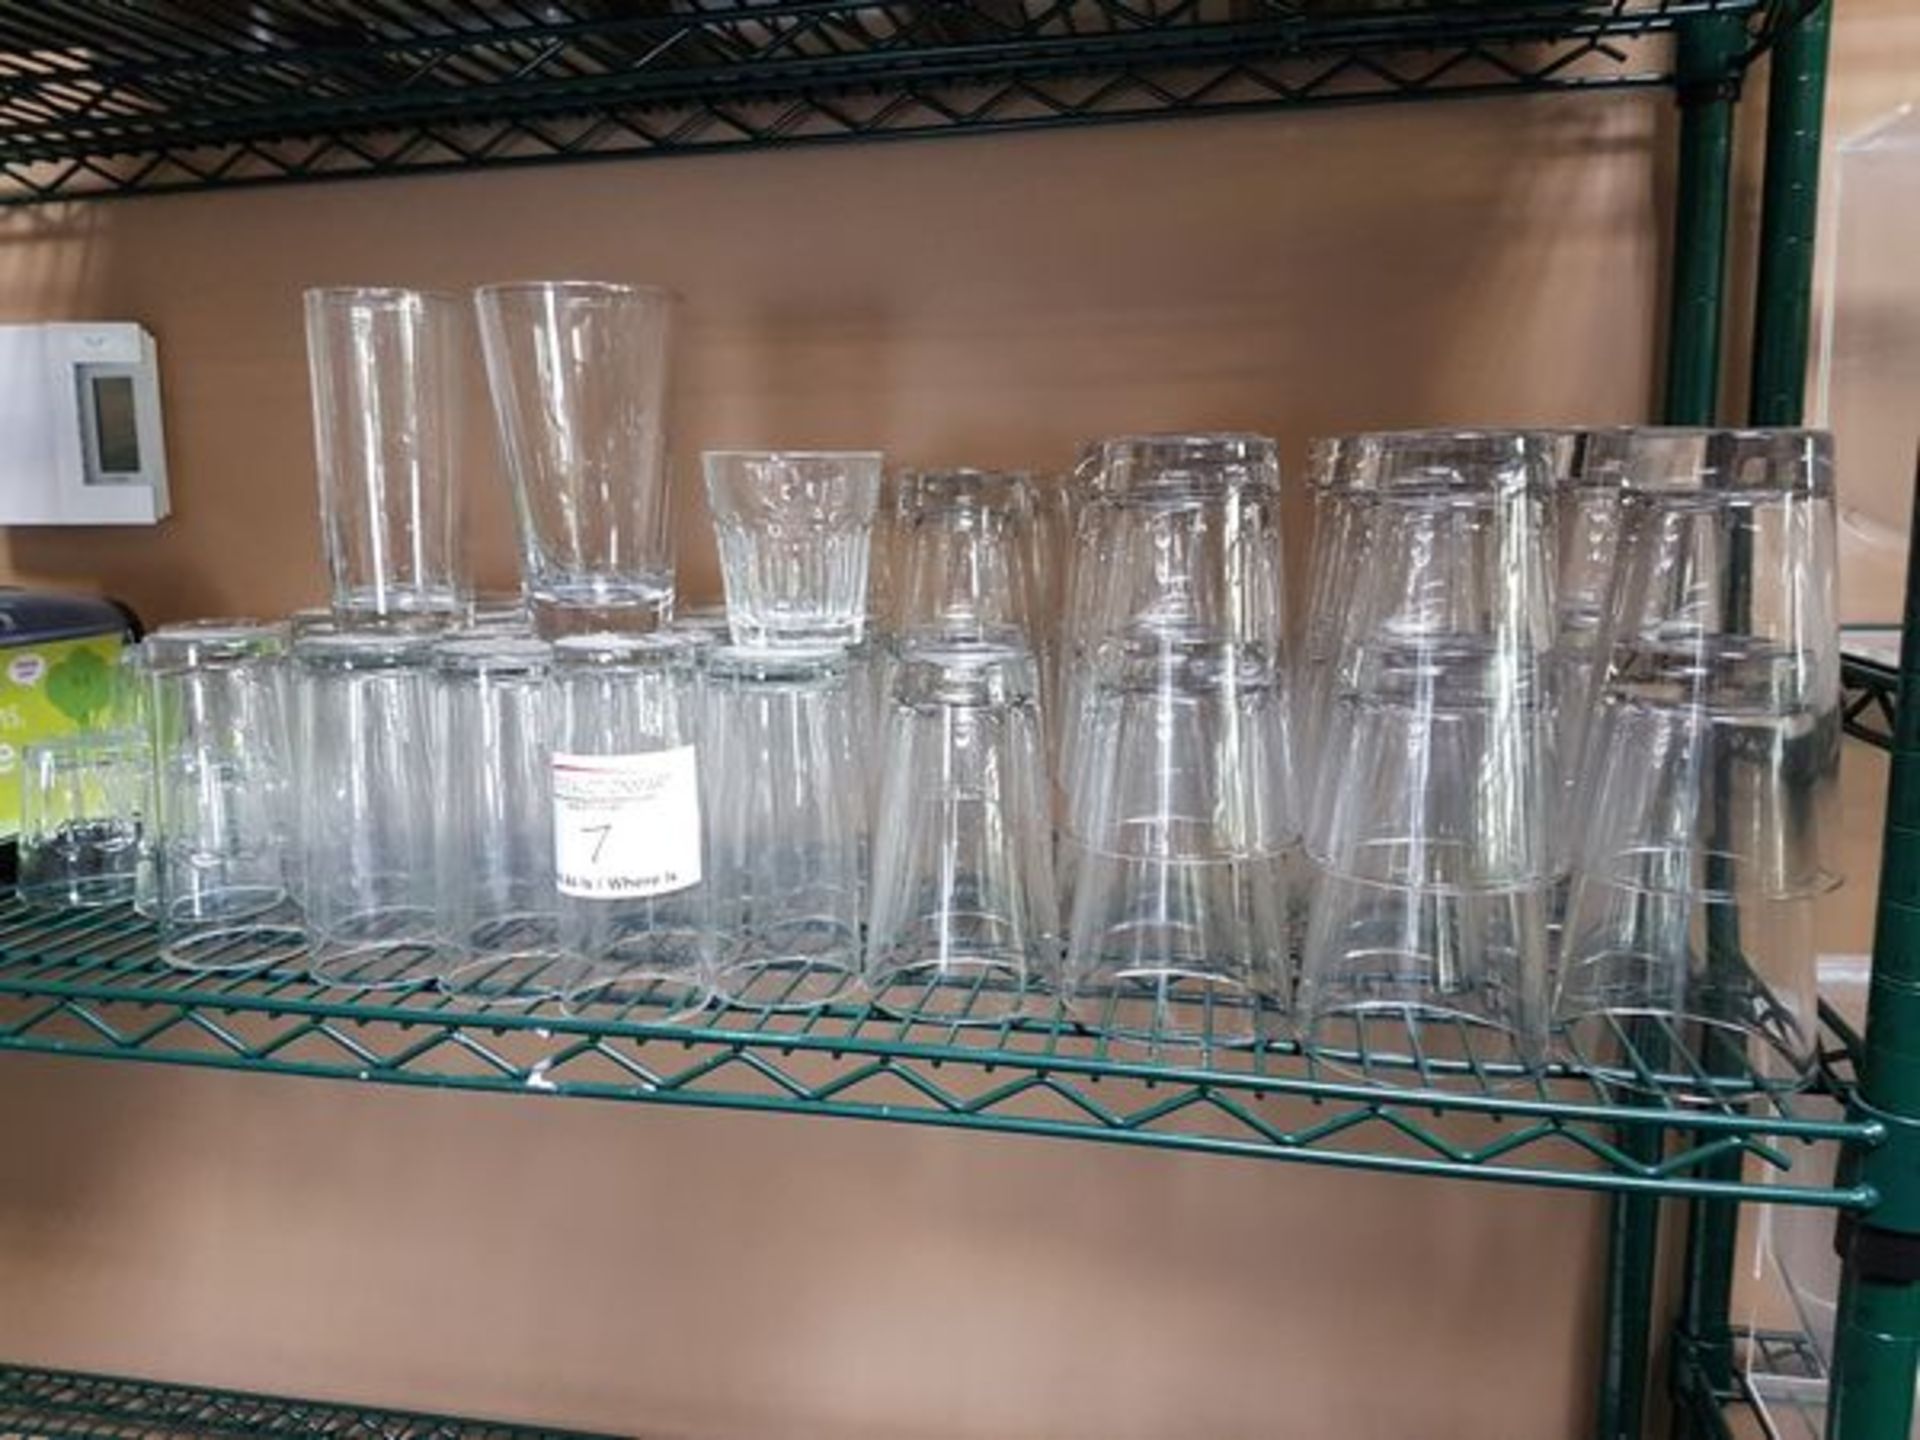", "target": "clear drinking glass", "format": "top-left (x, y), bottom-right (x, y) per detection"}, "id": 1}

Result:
top-left (1295, 434), bottom-right (1559, 1082)
top-left (1553, 429), bottom-right (1839, 1093)
top-left (475, 281), bottom-right (678, 637)
top-left (295, 631), bottom-right (439, 990)
top-left (886, 469), bottom-right (1044, 646)
top-left (704, 645), bottom-right (862, 1010)
top-left (433, 636), bottom-right (568, 1005)
top-left (145, 621), bottom-right (304, 972)
top-left (702, 451), bottom-right (883, 647)
top-left (551, 633), bottom-right (710, 1019)
top-left (1055, 433), bottom-right (1286, 850)
top-left (1060, 433), bottom-right (1286, 655)
top-left (866, 640), bottom-right (1057, 1023)
top-left (15, 732), bottom-right (146, 908)
top-left (1062, 634), bottom-right (1294, 1049)
top-left (305, 288), bottom-right (467, 625)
